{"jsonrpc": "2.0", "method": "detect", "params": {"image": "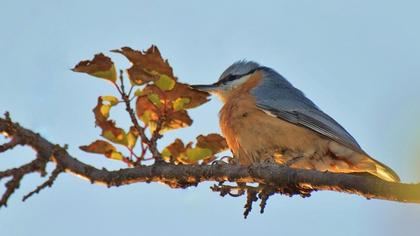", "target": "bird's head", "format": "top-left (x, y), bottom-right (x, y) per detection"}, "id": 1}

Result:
top-left (191, 61), bottom-right (262, 103)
